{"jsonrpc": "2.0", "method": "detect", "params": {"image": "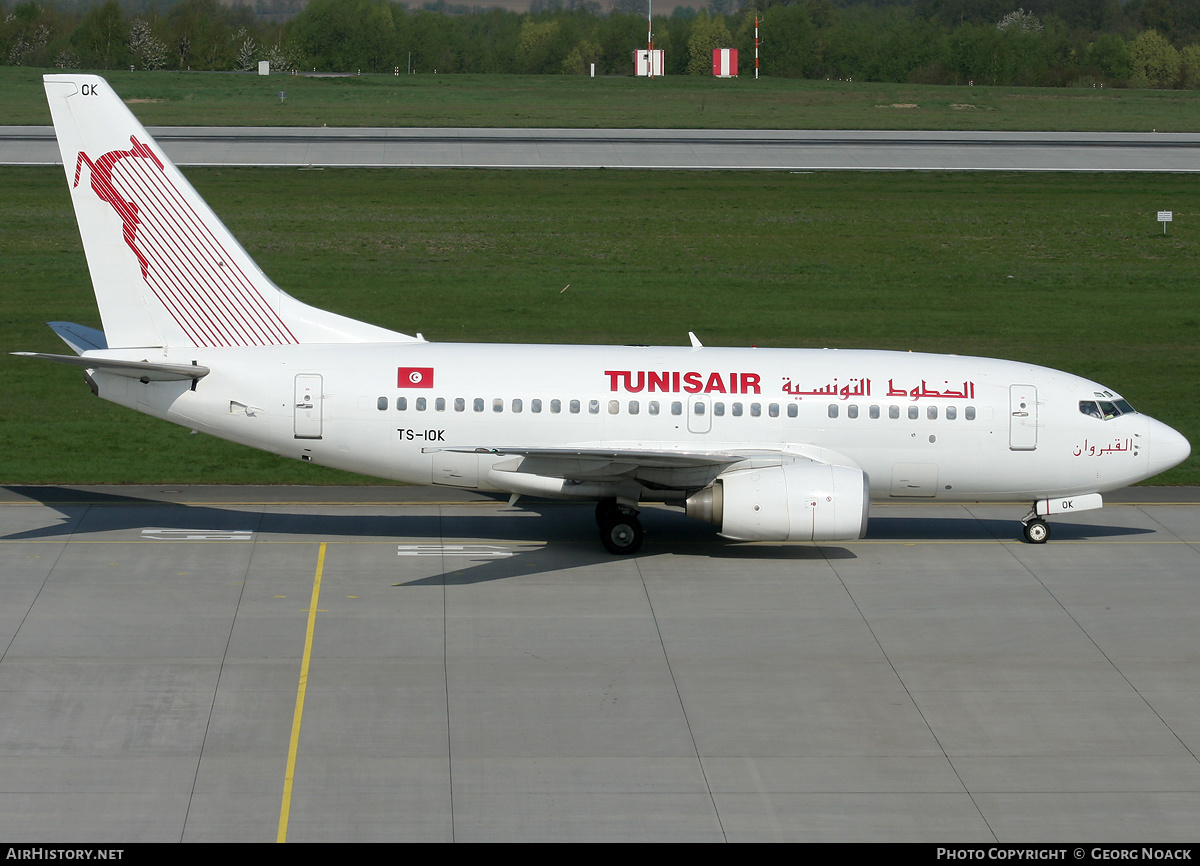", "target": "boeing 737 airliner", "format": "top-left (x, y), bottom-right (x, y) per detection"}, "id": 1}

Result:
top-left (17, 74), bottom-right (1191, 553)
